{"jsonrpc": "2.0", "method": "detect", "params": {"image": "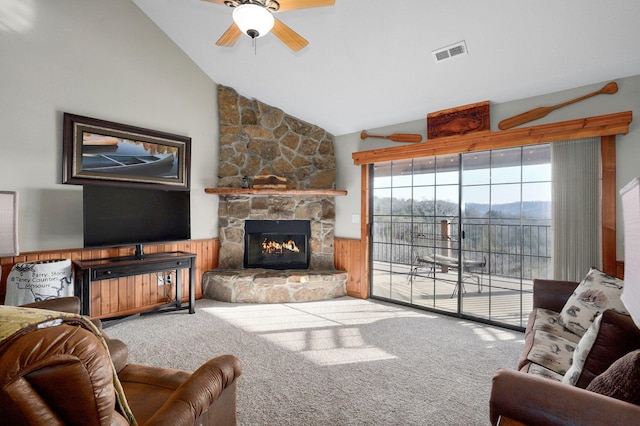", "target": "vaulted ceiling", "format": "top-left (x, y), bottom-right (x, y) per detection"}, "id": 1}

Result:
top-left (132, 0), bottom-right (640, 136)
